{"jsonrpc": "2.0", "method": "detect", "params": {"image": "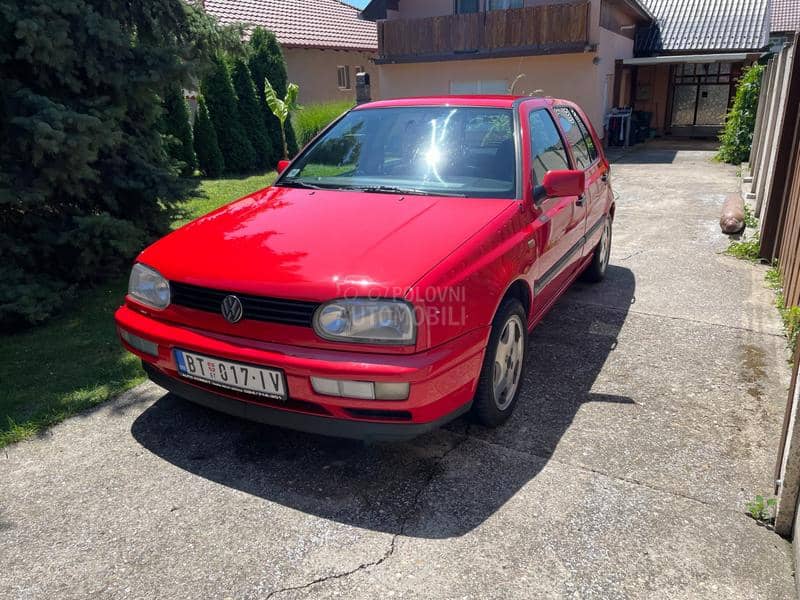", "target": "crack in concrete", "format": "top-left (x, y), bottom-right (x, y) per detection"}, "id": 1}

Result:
top-left (263, 432), bottom-right (470, 599)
